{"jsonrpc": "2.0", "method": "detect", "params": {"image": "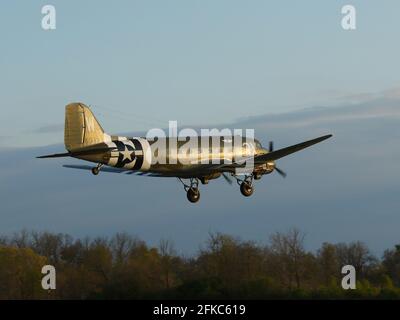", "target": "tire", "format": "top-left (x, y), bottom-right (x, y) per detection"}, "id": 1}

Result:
top-left (91, 167), bottom-right (99, 175)
top-left (187, 188), bottom-right (200, 203)
top-left (240, 182), bottom-right (253, 197)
